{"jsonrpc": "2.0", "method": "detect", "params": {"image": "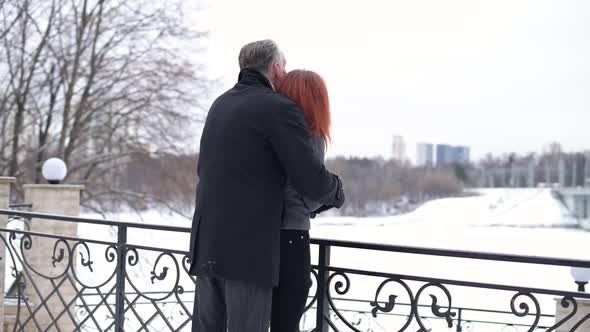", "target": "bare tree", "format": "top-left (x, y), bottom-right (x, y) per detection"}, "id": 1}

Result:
top-left (0, 0), bottom-right (210, 209)
top-left (326, 157), bottom-right (463, 216)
